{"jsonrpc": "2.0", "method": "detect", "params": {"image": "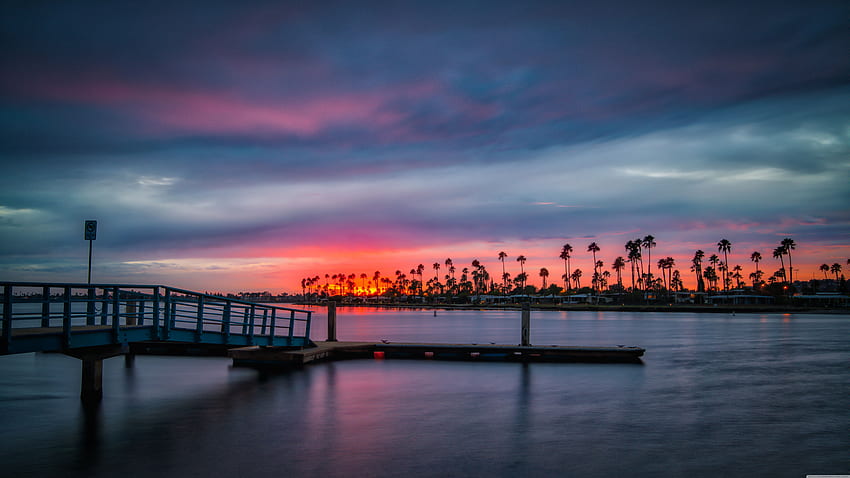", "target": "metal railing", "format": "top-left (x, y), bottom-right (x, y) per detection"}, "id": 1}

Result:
top-left (1, 282), bottom-right (313, 354)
